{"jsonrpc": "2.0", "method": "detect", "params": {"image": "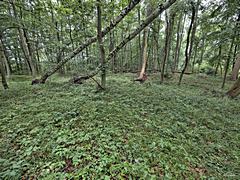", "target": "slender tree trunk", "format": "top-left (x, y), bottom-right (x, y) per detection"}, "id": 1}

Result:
top-left (222, 39), bottom-right (235, 88)
top-left (160, 11), bottom-right (170, 82)
top-left (138, 6), bottom-right (142, 70)
top-left (97, 0), bottom-right (106, 89)
top-left (191, 41), bottom-right (199, 73)
top-left (176, 13), bottom-right (187, 70)
top-left (0, 35), bottom-right (9, 89)
top-left (215, 45), bottom-right (222, 76)
top-left (10, 0), bottom-right (36, 77)
top-left (0, 39), bottom-right (11, 77)
top-left (198, 36), bottom-right (205, 72)
top-left (188, 0), bottom-right (199, 63)
top-left (179, 3), bottom-right (195, 85)
top-left (138, 27), bottom-right (149, 79)
top-left (173, 13), bottom-right (183, 72)
top-left (167, 12), bottom-right (175, 73)
top-left (109, 31), bottom-right (115, 72)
